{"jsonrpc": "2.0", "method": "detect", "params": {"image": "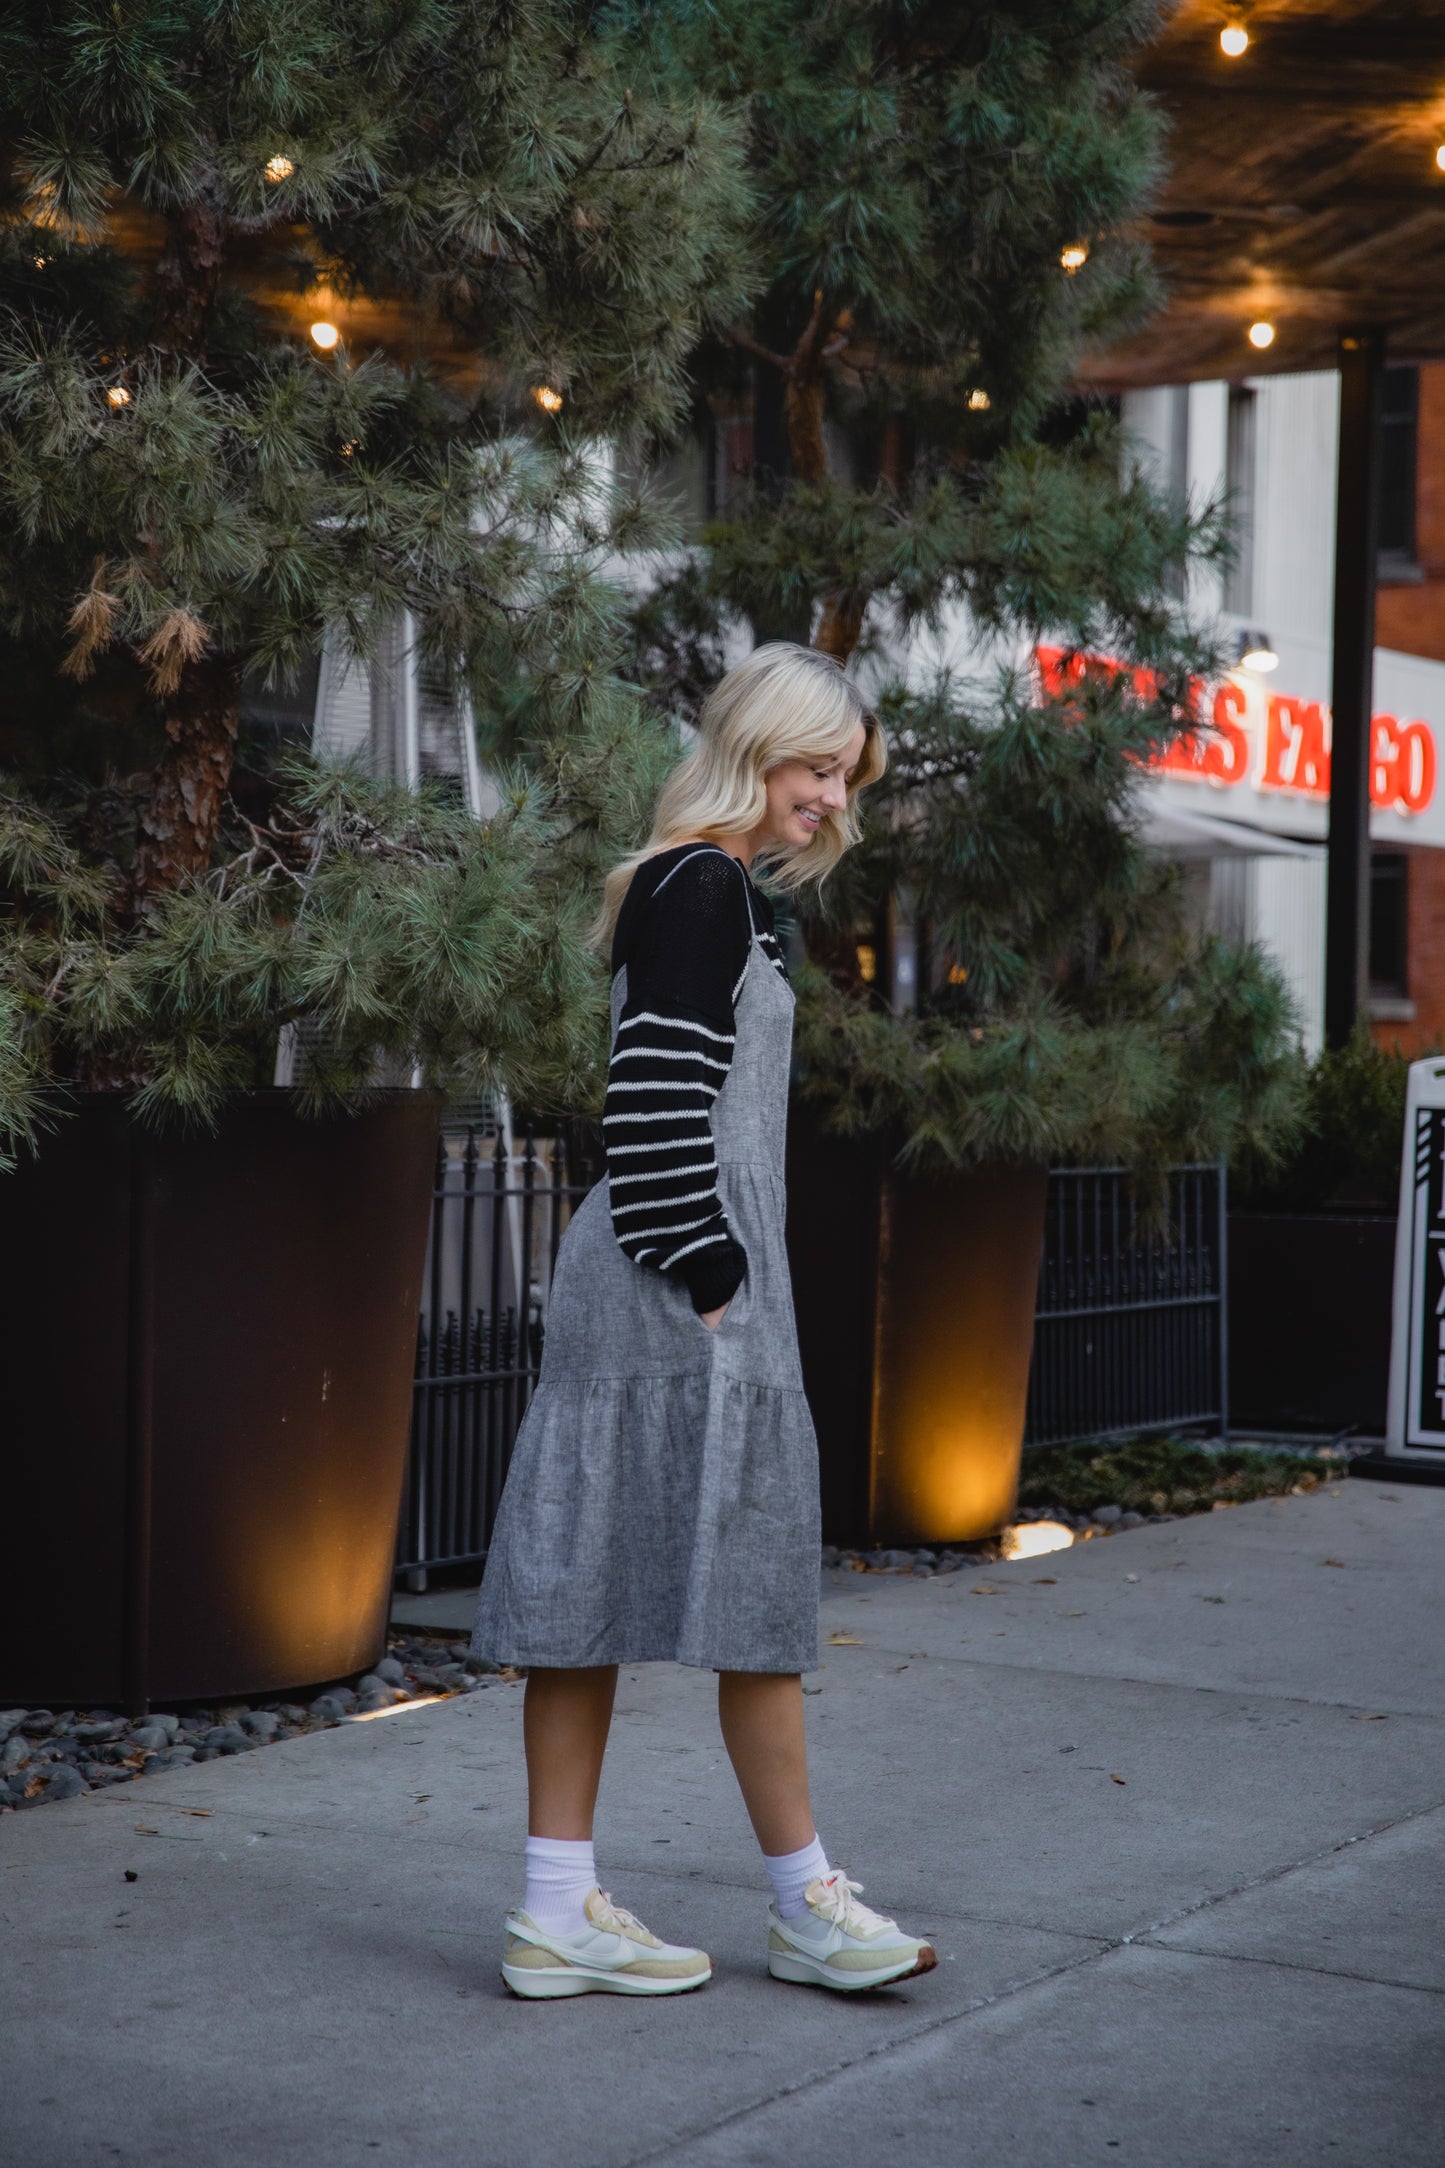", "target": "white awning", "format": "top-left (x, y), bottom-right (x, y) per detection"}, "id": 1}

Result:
top-left (1140, 803), bottom-right (1326, 861)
